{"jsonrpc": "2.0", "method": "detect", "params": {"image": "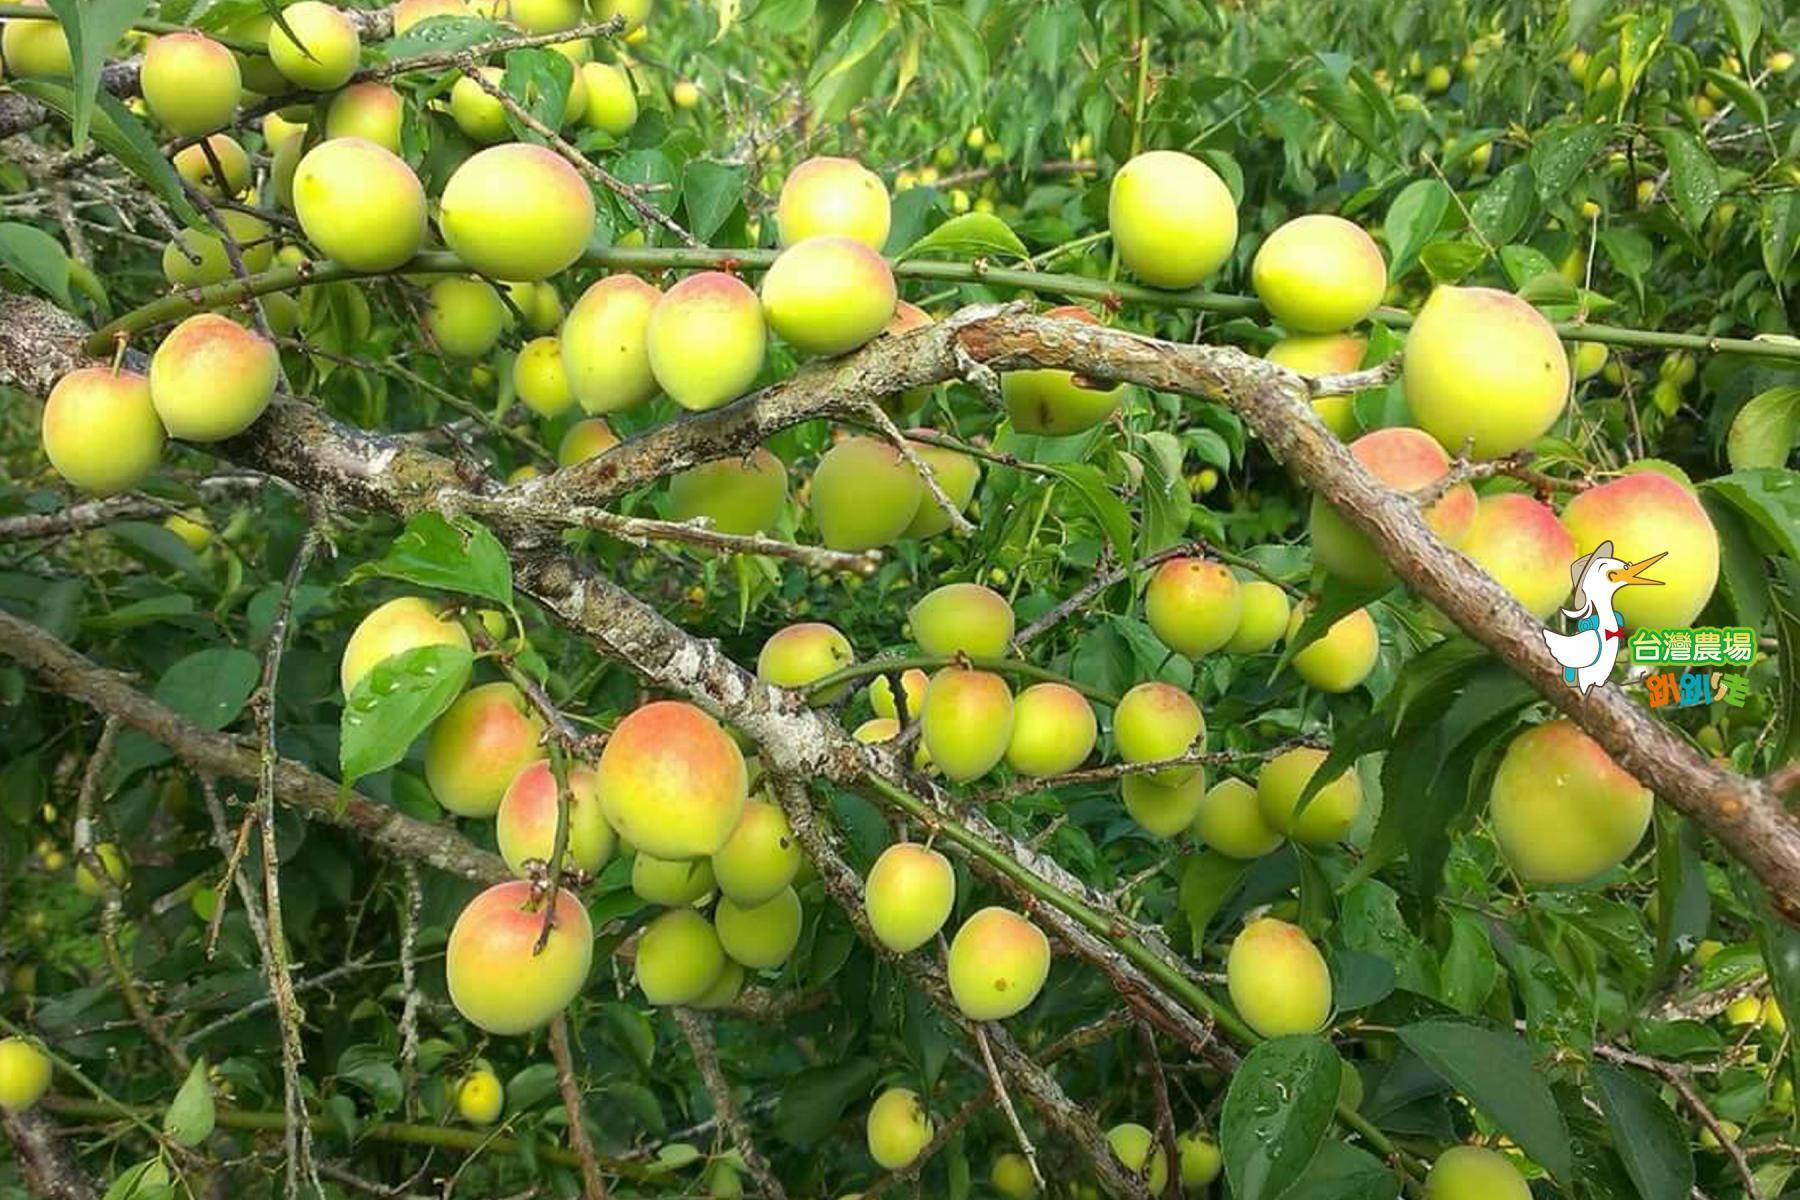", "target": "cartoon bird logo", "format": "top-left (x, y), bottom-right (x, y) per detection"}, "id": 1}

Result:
top-left (1540, 540), bottom-right (1666, 694)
